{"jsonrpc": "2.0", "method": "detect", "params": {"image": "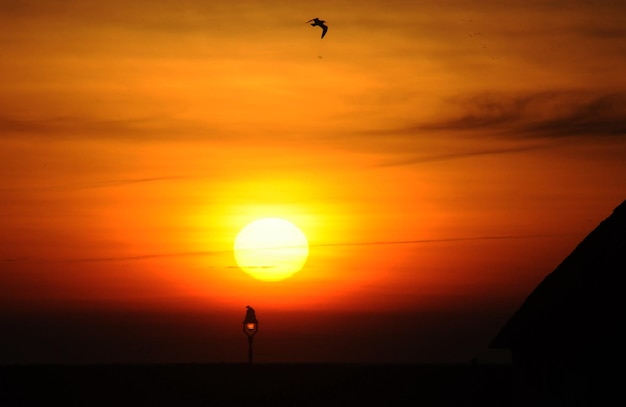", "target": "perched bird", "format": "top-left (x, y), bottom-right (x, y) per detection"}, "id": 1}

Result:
top-left (307, 17), bottom-right (328, 39)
